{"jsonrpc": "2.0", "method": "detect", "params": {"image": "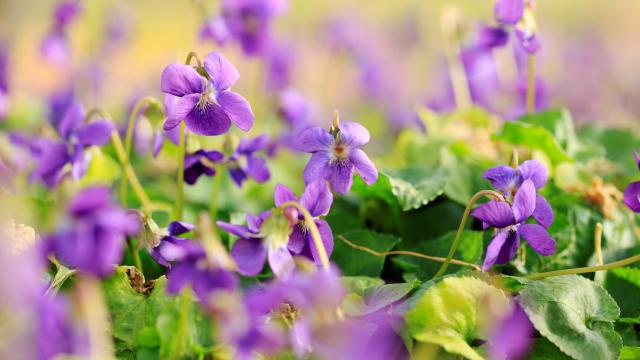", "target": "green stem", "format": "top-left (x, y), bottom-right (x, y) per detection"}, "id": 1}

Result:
top-left (173, 121), bottom-right (187, 220)
top-left (121, 96), bottom-right (161, 207)
top-left (526, 254), bottom-right (640, 280)
top-left (526, 54), bottom-right (536, 114)
top-left (279, 201), bottom-right (330, 270)
top-left (171, 287), bottom-right (192, 360)
top-left (110, 131), bottom-right (153, 212)
top-left (127, 237), bottom-right (144, 273)
top-left (432, 190), bottom-right (505, 279)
